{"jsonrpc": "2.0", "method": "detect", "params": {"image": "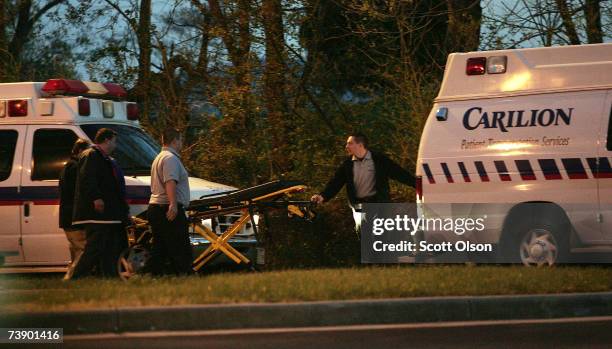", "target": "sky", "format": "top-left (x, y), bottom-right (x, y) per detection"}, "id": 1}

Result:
top-left (37, 0), bottom-right (611, 81)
